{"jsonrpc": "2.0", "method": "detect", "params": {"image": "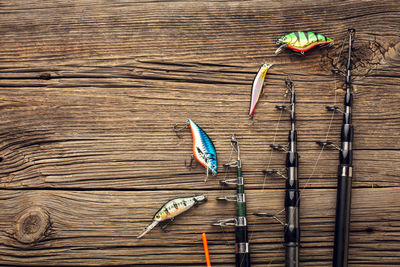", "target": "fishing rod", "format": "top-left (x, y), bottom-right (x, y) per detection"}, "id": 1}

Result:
top-left (282, 78), bottom-right (300, 267)
top-left (212, 135), bottom-right (250, 267)
top-left (256, 78), bottom-right (299, 267)
top-left (317, 29), bottom-right (355, 267)
top-left (332, 28), bottom-right (355, 267)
